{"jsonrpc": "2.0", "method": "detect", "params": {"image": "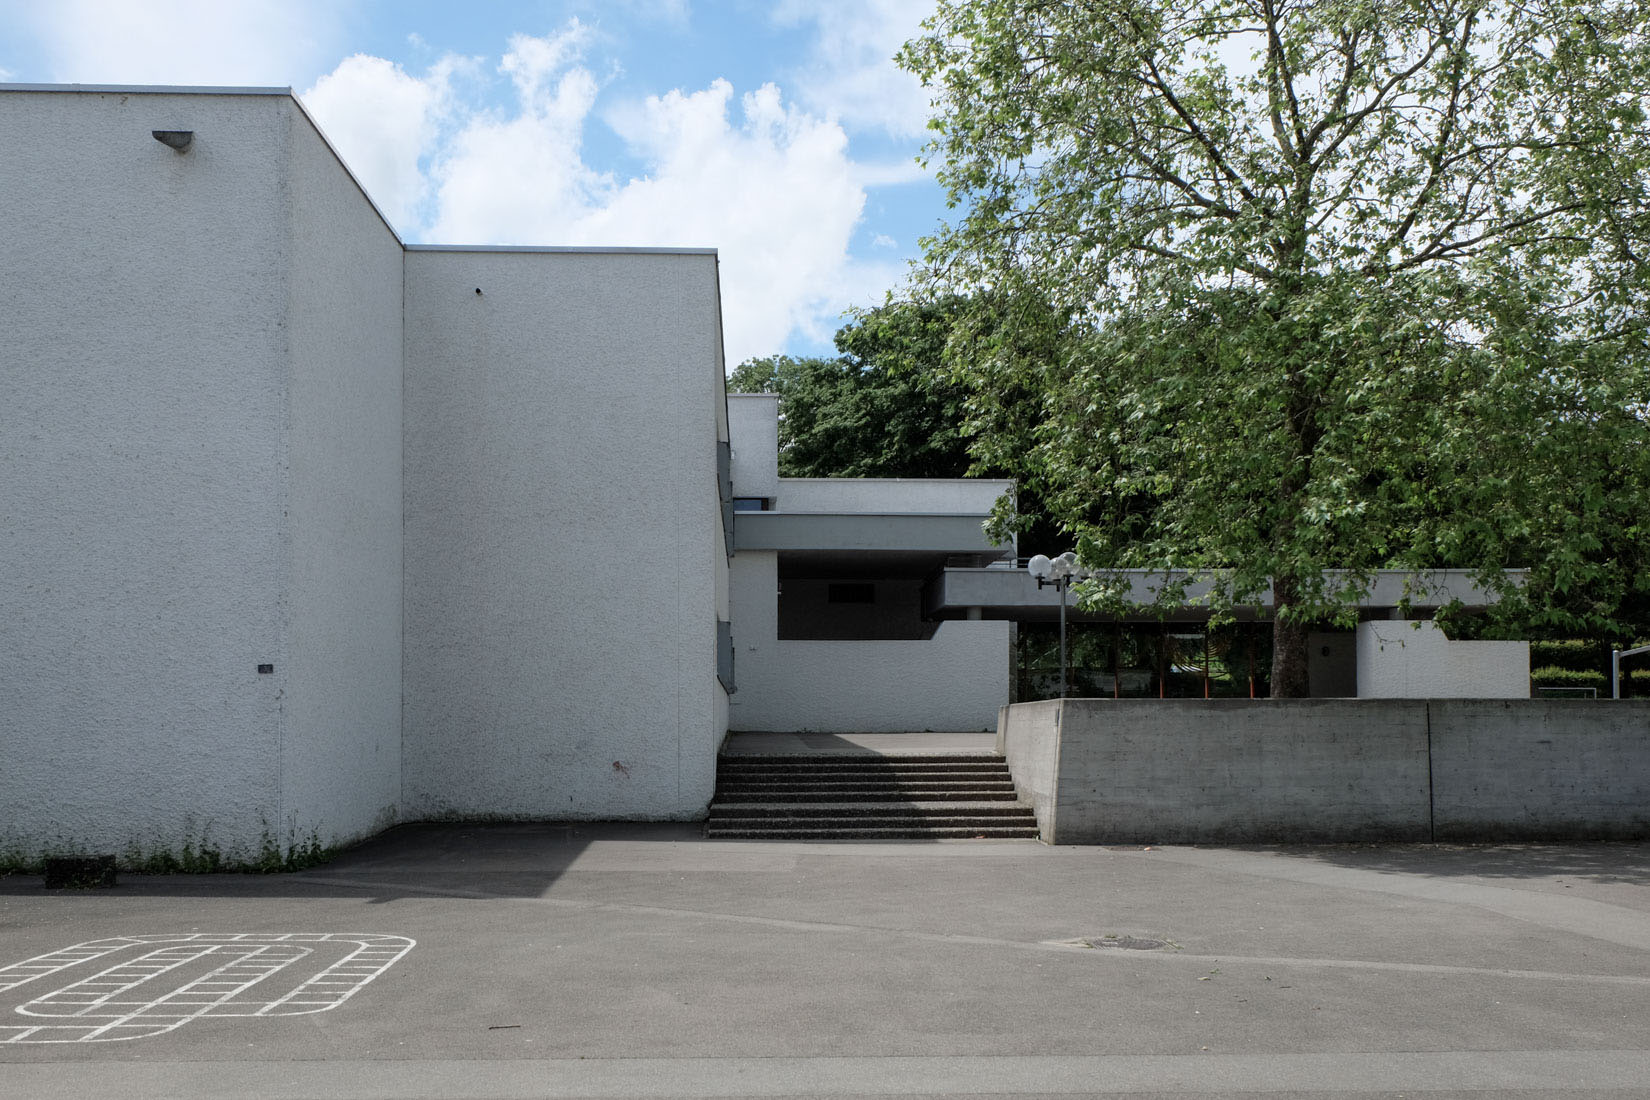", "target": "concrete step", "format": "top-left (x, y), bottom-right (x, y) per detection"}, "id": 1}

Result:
top-left (708, 801), bottom-right (1034, 820)
top-left (718, 759), bottom-right (1007, 772)
top-left (704, 824), bottom-right (1041, 840)
top-left (706, 749), bottom-right (1036, 841)
top-left (719, 775), bottom-right (1010, 784)
top-left (719, 753), bottom-right (1001, 767)
top-left (712, 781), bottom-right (1016, 791)
top-left (706, 814), bottom-right (1029, 831)
top-left (711, 788), bottom-right (1022, 803)
top-left (719, 771), bottom-right (1003, 778)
